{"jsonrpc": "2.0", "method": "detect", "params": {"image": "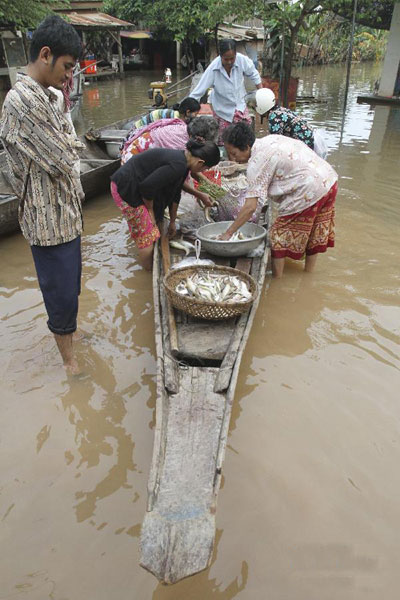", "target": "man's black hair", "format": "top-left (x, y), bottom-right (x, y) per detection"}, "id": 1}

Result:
top-left (29, 15), bottom-right (82, 63)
